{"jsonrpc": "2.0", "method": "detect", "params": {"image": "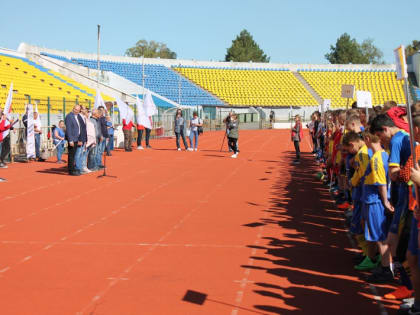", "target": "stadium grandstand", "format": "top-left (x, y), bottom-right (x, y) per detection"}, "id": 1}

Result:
top-left (0, 43), bottom-right (417, 125)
